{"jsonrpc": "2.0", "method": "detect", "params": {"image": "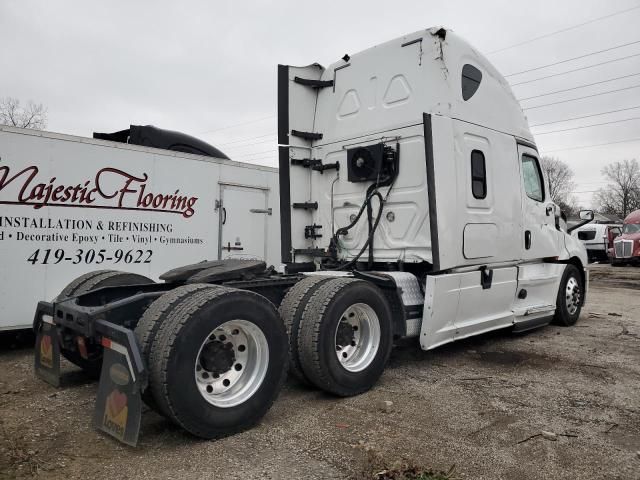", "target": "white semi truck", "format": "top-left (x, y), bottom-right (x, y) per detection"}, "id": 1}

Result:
top-left (33, 27), bottom-right (593, 445)
top-left (0, 125), bottom-right (280, 330)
